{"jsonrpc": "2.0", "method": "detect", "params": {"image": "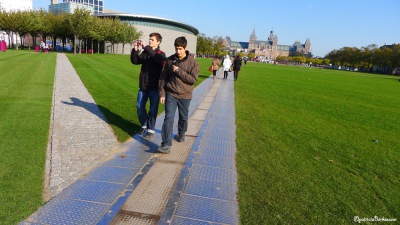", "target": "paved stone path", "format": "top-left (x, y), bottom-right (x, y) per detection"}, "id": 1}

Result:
top-left (44, 53), bottom-right (119, 200)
